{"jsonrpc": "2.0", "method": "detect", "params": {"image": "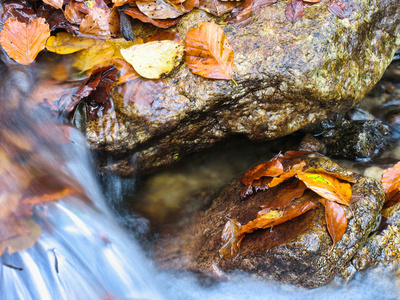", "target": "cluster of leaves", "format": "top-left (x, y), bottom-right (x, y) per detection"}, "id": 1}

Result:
top-left (219, 151), bottom-right (358, 259)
